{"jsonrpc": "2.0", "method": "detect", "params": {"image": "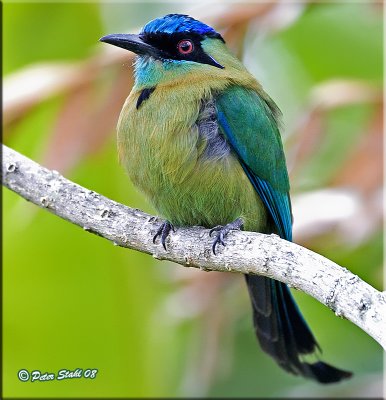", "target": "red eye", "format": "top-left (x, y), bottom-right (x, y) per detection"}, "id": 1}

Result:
top-left (177, 39), bottom-right (194, 55)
